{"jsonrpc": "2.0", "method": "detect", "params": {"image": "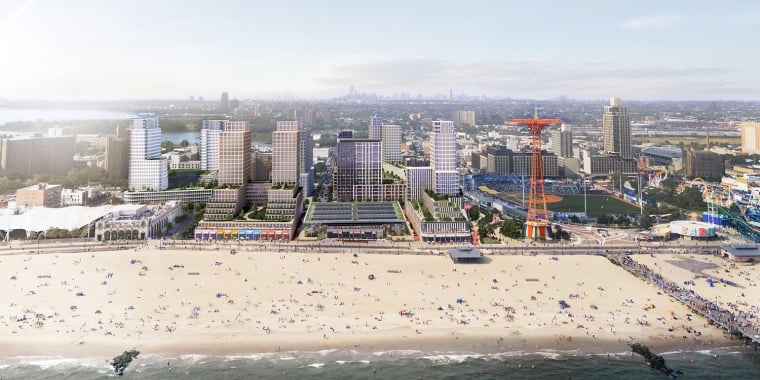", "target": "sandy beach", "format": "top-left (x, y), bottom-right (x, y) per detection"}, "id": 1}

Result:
top-left (0, 245), bottom-right (739, 358)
